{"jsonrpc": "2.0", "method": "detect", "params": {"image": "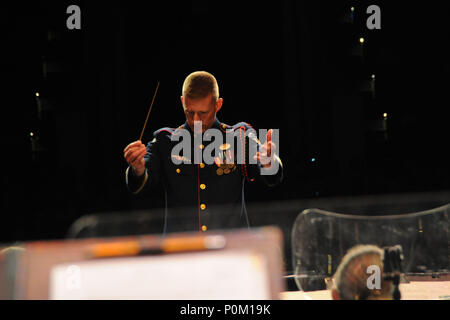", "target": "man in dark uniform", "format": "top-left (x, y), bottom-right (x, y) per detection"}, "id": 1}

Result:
top-left (123, 71), bottom-right (283, 234)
